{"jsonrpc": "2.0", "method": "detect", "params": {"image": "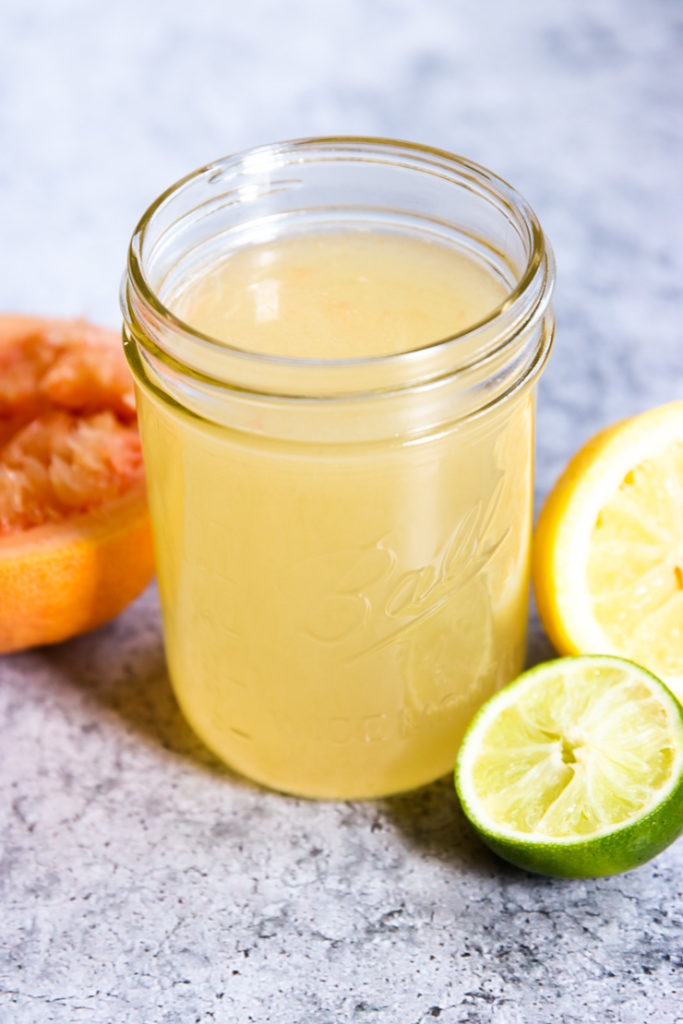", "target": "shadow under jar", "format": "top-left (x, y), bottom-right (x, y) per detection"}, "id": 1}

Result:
top-left (121, 137), bottom-right (555, 799)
